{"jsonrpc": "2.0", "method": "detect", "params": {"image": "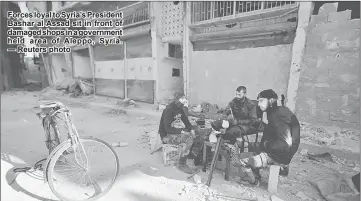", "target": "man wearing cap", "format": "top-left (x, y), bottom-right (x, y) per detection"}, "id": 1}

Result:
top-left (237, 89), bottom-right (301, 186)
top-left (158, 91), bottom-right (196, 174)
